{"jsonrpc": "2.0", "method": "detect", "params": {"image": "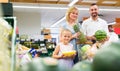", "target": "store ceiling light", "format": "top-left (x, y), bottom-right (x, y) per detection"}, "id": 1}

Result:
top-left (102, 1), bottom-right (117, 4)
top-left (100, 8), bottom-right (120, 12)
top-left (13, 5), bottom-right (120, 12)
top-left (13, 5), bottom-right (67, 9)
top-left (81, 0), bottom-right (97, 3)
